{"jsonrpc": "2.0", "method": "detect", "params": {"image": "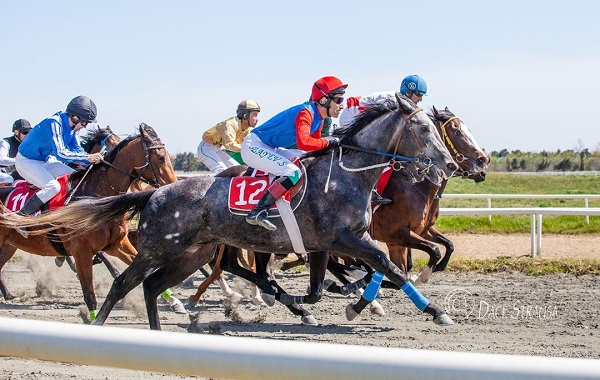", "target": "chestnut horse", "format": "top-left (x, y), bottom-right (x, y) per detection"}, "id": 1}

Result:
top-left (0, 123), bottom-right (177, 321)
